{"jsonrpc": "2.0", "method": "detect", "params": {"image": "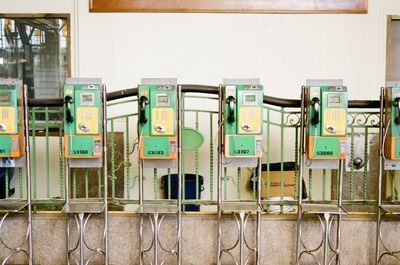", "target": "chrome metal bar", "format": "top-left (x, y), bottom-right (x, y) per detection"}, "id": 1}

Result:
top-left (65, 86), bottom-right (71, 265)
top-left (323, 213), bottom-right (330, 265)
top-left (23, 84), bottom-right (33, 265)
top-left (256, 157), bottom-right (262, 265)
top-left (153, 213), bottom-right (159, 265)
top-left (67, 212), bottom-right (71, 265)
top-left (338, 160), bottom-right (344, 207)
top-left (217, 85), bottom-right (223, 265)
top-left (335, 160), bottom-right (344, 265)
top-left (376, 87), bottom-right (385, 265)
top-left (239, 212), bottom-right (245, 265)
top-left (79, 213), bottom-right (84, 265)
top-left (27, 85), bottom-right (380, 109)
top-left (296, 86), bottom-right (306, 263)
top-left (376, 208), bottom-right (382, 265)
top-left (139, 213), bottom-right (144, 265)
top-left (177, 85), bottom-right (182, 265)
top-left (336, 214), bottom-right (341, 265)
top-left (66, 161), bottom-right (71, 265)
top-left (138, 90), bottom-right (144, 265)
top-left (102, 84), bottom-right (109, 265)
